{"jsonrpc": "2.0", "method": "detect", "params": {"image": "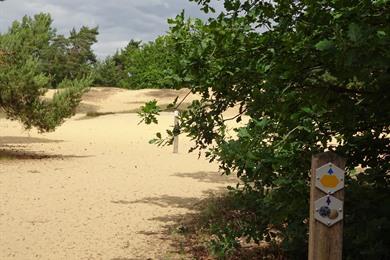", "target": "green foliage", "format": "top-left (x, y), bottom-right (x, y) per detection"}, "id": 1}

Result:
top-left (125, 36), bottom-right (183, 89)
top-left (94, 36), bottom-right (184, 89)
top-left (141, 0), bottom-right (390, 258)
top-left (209, 224), bottom-right (240, 259)
top-left (50, 25), bottom-right (98, 85)
top-left (2, 13), bottom-right (98, 87)
top-left (93, 40), bottom-right (141, 88)
top-left (0, 13), bottom-right (92, 131)
top-left (94, 55), bottom-right (127, 87)
top-left (138, 100), bottom-right (161, 125)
